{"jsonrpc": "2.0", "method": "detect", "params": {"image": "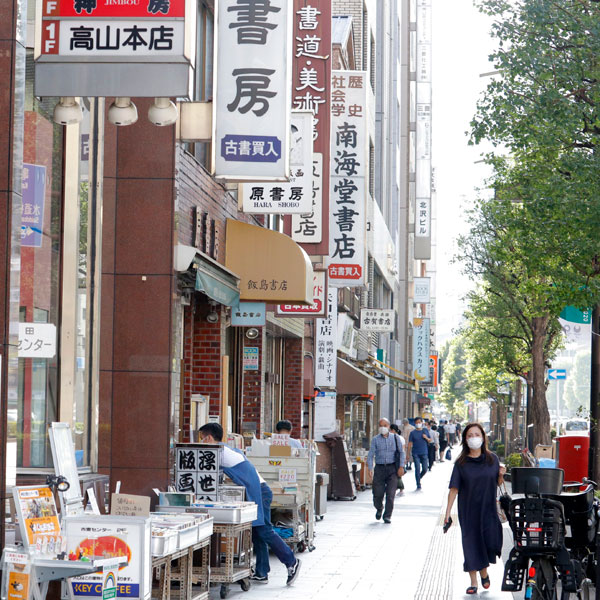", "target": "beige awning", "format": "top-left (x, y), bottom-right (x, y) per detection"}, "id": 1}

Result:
top-left (225, 219), bottom-right (313, 304)
top-left (337, 358), bottom-right (379, 396)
